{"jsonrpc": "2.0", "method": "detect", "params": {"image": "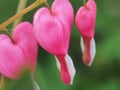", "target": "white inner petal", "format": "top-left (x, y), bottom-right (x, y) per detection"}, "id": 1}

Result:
top-left (55, 54), bottom-right (76, 84)
top-left (80, 37), bottom-right (96, 66)
top-left (65, 54), bottom-right (76, 84)
top-left (89, 37), bottom-right (96, 66)
top-left (55, 56), bottom-right (60, 71)
top-left (80, 37), bottom-right (84, 53)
